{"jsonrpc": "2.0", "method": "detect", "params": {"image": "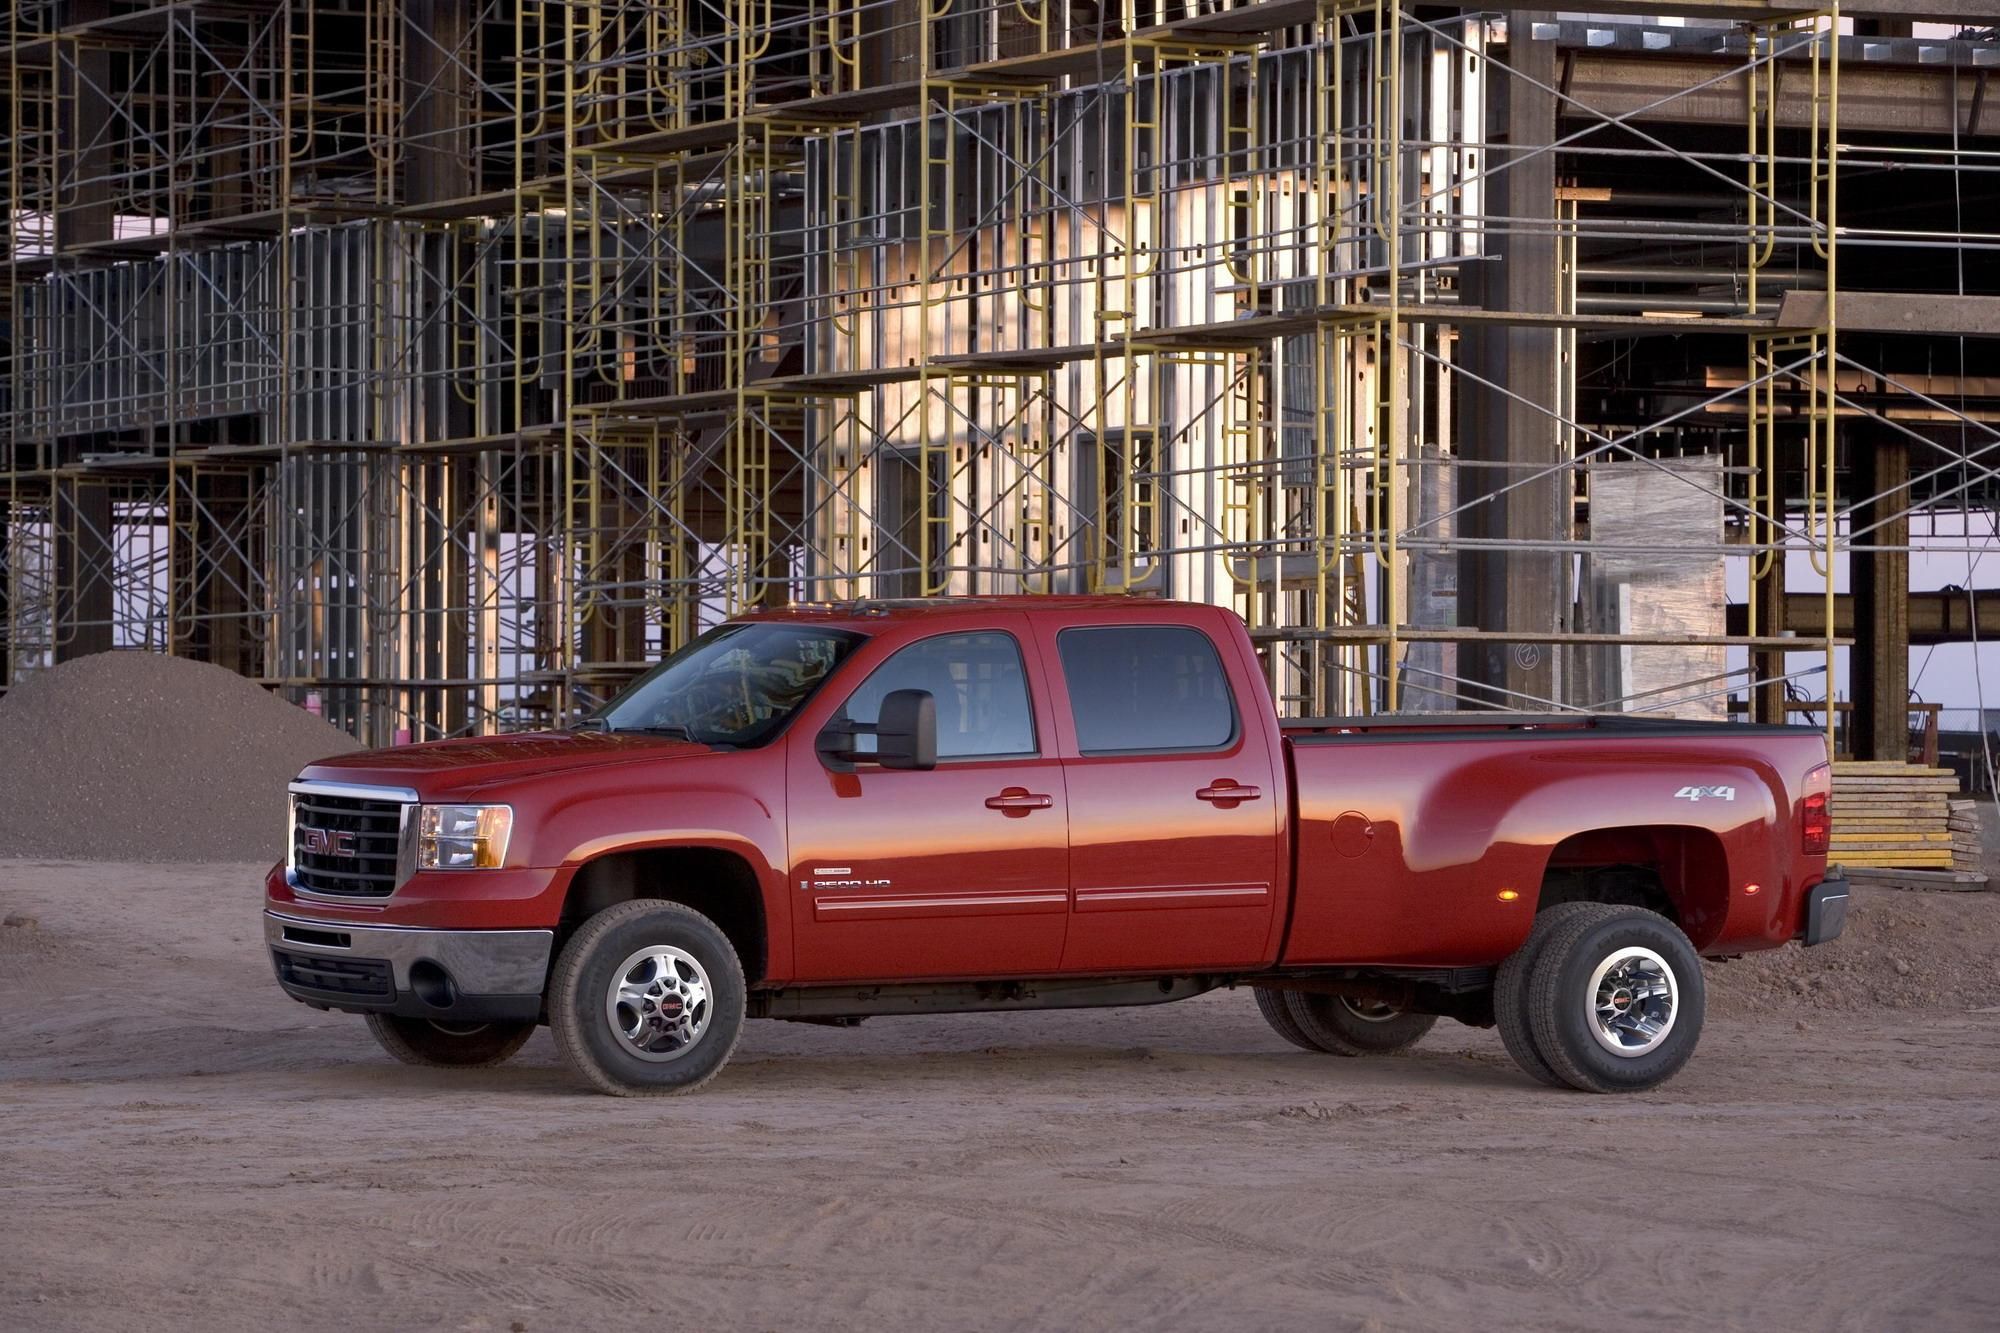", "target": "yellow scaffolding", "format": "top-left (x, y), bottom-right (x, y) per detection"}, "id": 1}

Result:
top-left (0, 0), bottom-right (1903, 743)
